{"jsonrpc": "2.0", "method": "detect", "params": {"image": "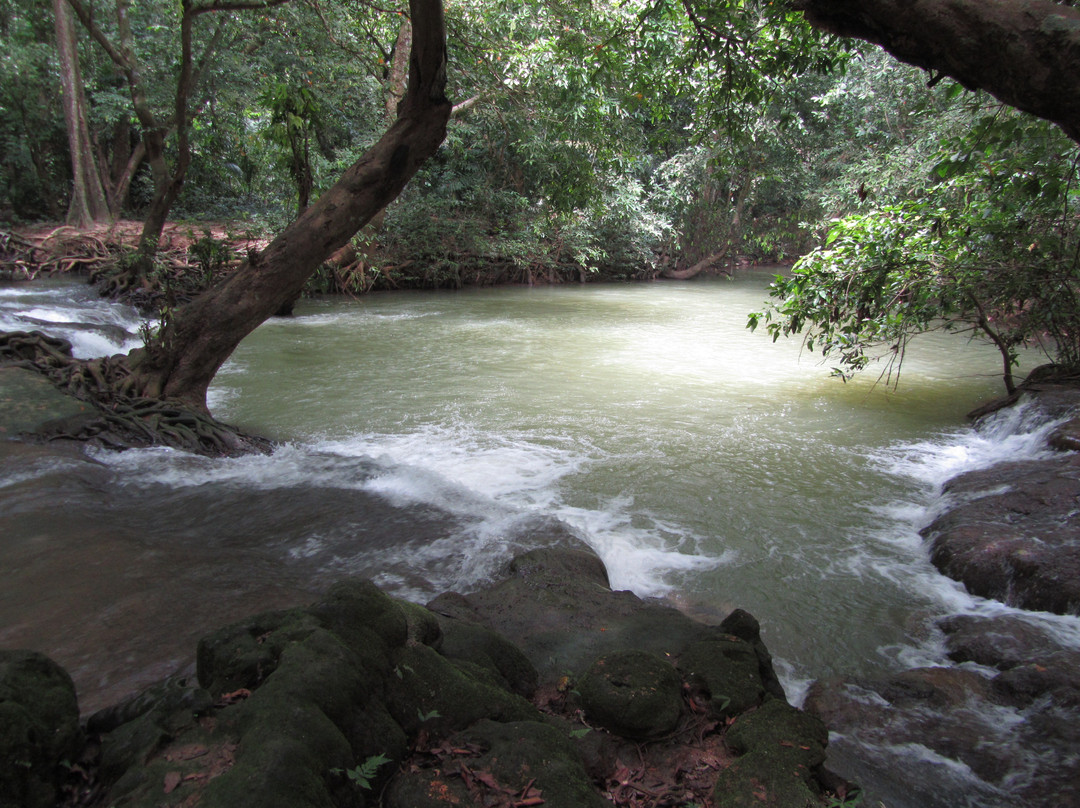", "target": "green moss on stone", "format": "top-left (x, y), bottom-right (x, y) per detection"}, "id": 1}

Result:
top-left (0, 650), bottom-right (82, 808)
top-left (436, 616), bottom-right (538, 697)
top-left (577, 650), bottom-right (683, 739)
top-left (396, 599), bottom-right (444, 649)
top-left (386, 643), bottom-right (539, 736)
top-left (678, 638), bottom-right (765, 719)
